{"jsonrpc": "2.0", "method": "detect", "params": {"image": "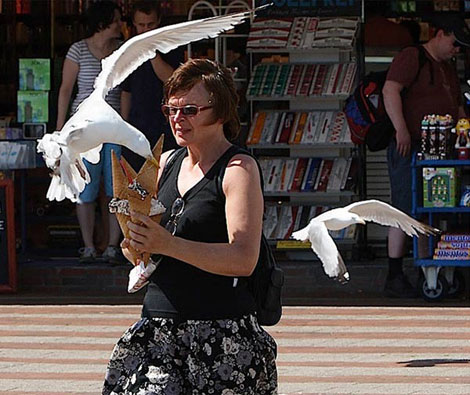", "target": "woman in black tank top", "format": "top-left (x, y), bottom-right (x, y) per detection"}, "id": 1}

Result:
top-left (103, 59), bottom-right (278, 395)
